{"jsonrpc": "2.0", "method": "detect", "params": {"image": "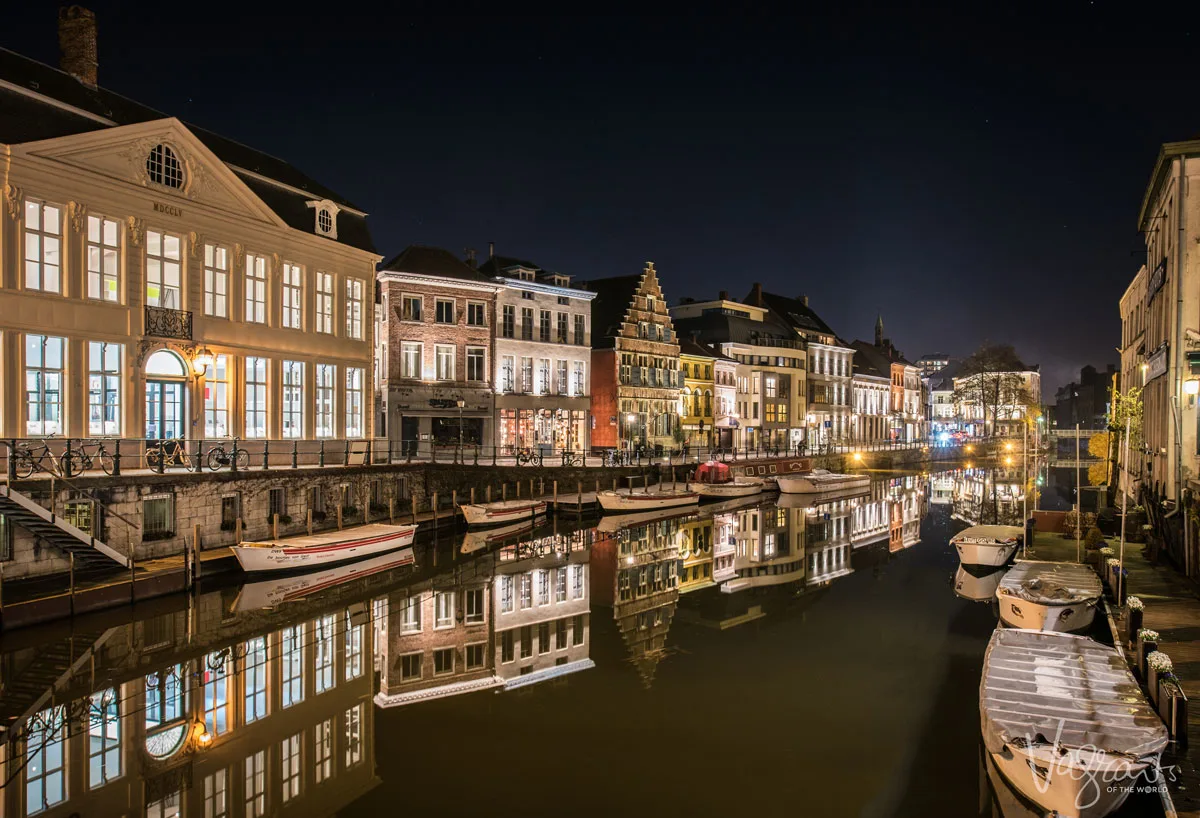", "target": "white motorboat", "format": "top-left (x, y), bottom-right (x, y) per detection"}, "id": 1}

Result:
top-left (761, 476), bottom-right (780, 492)
top-left (231, 522), bottom-right (418, 573)
top-left (690, 461), bottom-right (764, 500)
top-left (981, 628), bottom-right (1167, 818)
top-left (233, 546), bottom-right (416, 611)
top-left (950, 524), bottom-right (1023, 567)
top-left (458, 499), bottom-right (547, 527)
top-left (996, 560), bottom-right (1102, 633)
top-left (597, 485), bottom-right (699, 512)
top-left (776, 469), bottom-right (871, 494)
top-left (953, 564), bottom-right (1007, 603)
